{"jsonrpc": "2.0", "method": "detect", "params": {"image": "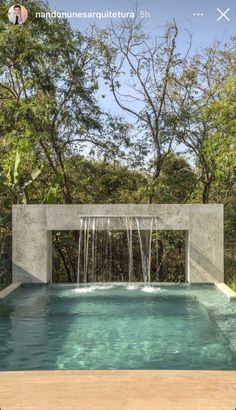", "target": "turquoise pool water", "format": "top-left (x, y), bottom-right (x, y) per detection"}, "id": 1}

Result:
top-left (0, 284), bottom-right (236, 370)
